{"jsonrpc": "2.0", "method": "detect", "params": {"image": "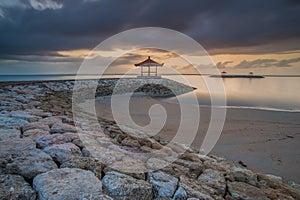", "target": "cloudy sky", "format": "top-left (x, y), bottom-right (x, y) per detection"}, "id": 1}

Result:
top-left (0, 0), bottom-right (300, 75)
